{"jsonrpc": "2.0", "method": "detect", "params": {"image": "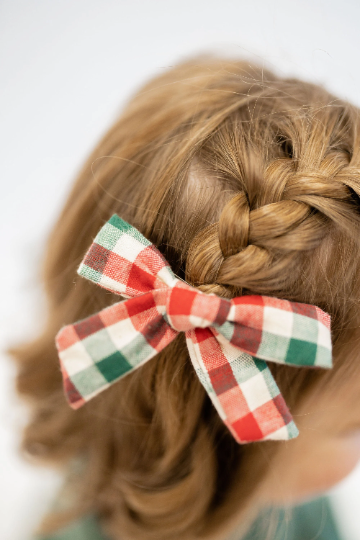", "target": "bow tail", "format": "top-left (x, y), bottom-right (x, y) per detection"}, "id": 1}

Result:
top-left (185, 328), bottom-right (299, 443)
top-left (56, 292), bottom-right (178, 409)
